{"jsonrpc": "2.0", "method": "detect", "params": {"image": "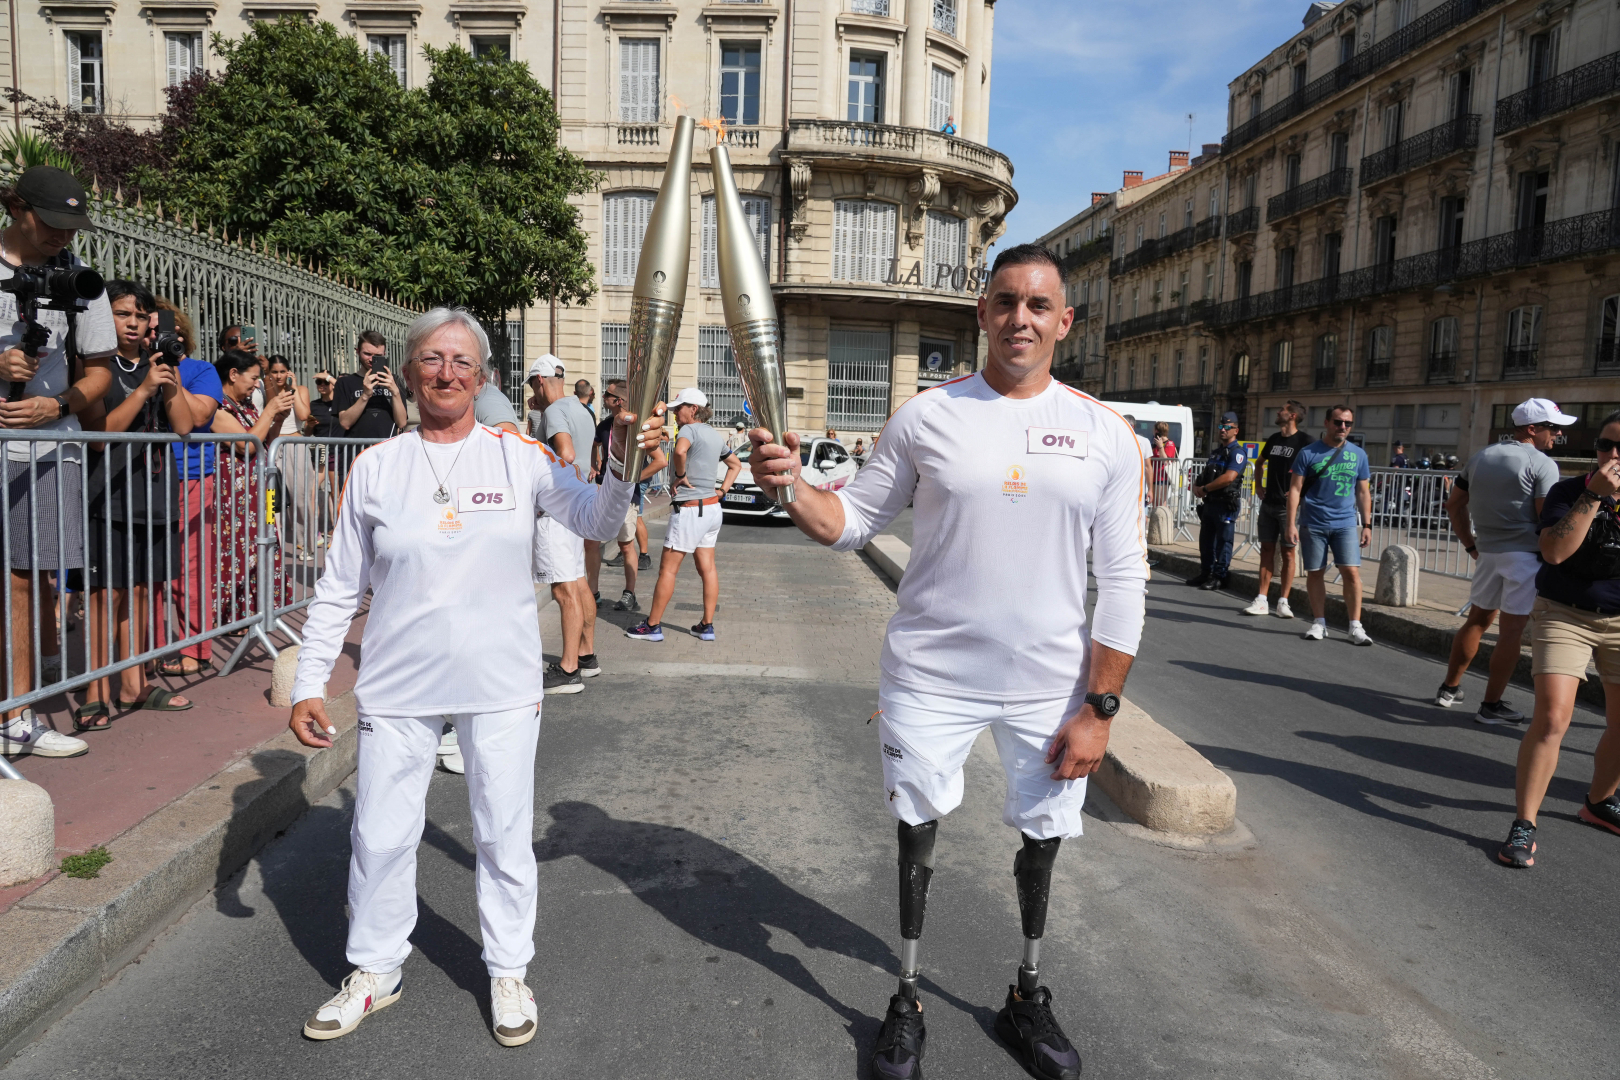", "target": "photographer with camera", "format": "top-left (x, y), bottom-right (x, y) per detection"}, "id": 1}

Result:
top-left (0, 166), bottom-right (116, 757)
top-left (336, 331), bottom-right (405, 439)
